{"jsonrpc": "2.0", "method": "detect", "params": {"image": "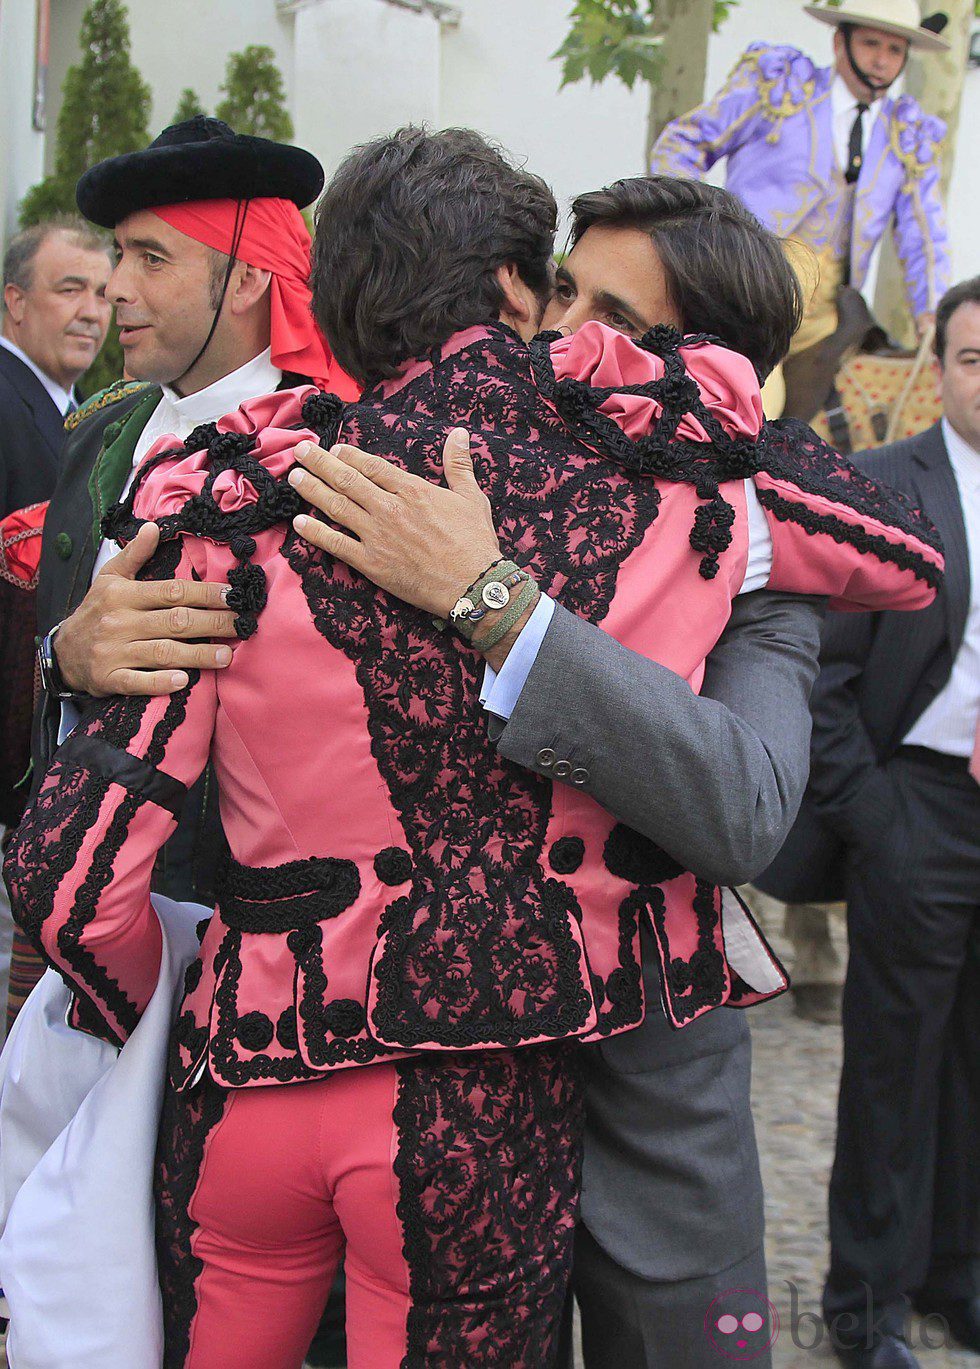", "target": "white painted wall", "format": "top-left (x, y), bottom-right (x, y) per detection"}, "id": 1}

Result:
top-left (0, 0), bottom-right (47, 250)
top-left (22, 0), bottom-right (980, 285)
top-left (292, 0), bottom-right (441, 179)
